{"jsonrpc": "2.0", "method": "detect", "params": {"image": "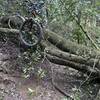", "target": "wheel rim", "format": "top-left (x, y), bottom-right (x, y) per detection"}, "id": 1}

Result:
top-left (20, 19), bottom-right (43, 47)
top-left (8, 15), bottom-right (25, 29)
